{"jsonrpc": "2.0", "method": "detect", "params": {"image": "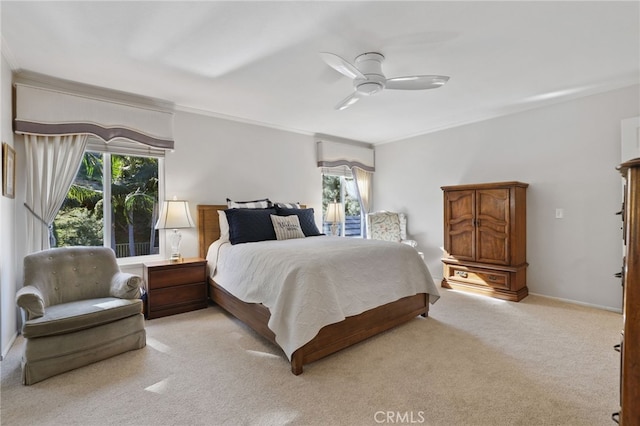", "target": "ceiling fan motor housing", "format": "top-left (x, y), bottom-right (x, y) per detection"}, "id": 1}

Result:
top-left (354, 52), bottom-right (386, 95)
